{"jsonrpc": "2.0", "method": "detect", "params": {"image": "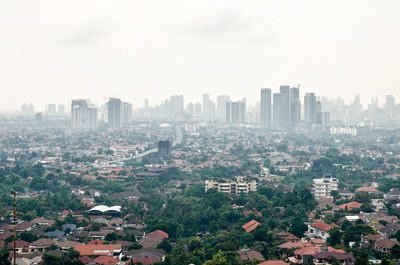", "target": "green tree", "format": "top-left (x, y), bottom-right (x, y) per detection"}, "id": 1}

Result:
top-left (327, 228), bottom-right (342, 247)
top-left (0, 247), bottom-right (11, 265)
